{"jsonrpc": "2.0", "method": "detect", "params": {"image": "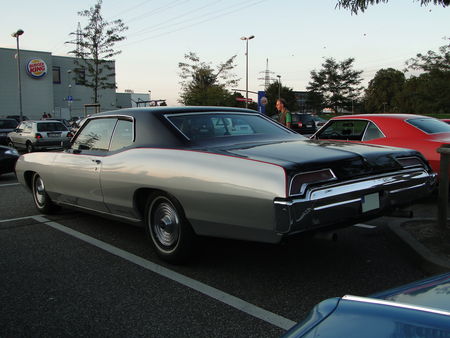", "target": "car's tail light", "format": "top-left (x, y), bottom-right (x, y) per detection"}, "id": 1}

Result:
top-left (396, 156), bottom-right (425, 169)
top-left (67, 132), bottom-right (73, 138)
top-left (297, 122), bottom-right (303, 127)
top-left (35, 133), bottom-right (42, 139)
top-left (290, 169), bottom-right (336, 196)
